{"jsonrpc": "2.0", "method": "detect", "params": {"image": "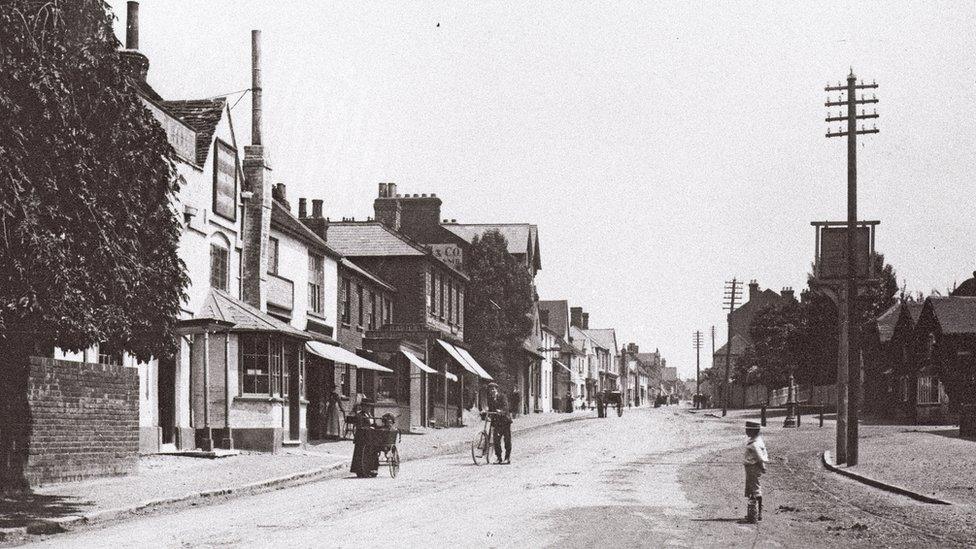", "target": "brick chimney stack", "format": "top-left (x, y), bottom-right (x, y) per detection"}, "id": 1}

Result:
top-left (570, 307), bottom-right (583, 329)
top-left (374, 183), bottom-right (402, 231)
top-left (119, 2), bottom-right (150, 85)
top-left (242, 30), bottom-right (272, 309)
top-left (748, 279), bottom-right (760, 301)
top-left (781, 287), bottom-right (795, 301)
top-left (581, 313), bottom-right (589, 330)
top-left (299, 198), bottom-right (328, 241)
